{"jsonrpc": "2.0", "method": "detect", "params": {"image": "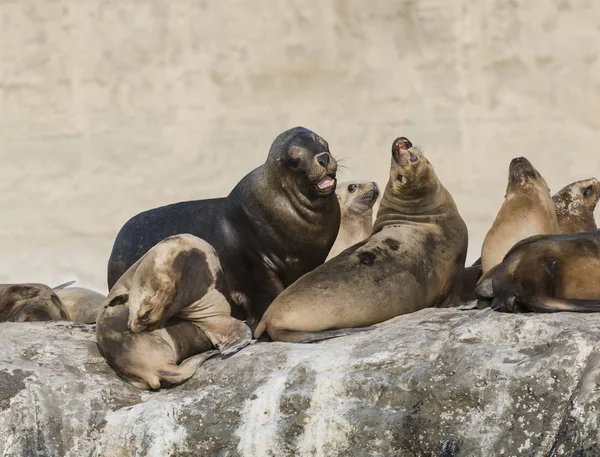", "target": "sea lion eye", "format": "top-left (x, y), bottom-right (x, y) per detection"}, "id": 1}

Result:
top-left (138, 310), bottom-right (151, 322)
top-left (583, 187), bottom-right (592, 197)
top-left (397, 174), bottom-right (404, 182)
top-left (347, 184), bottom-right (358, 193)
top-left (409, 152), bottom-right (418, 162)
